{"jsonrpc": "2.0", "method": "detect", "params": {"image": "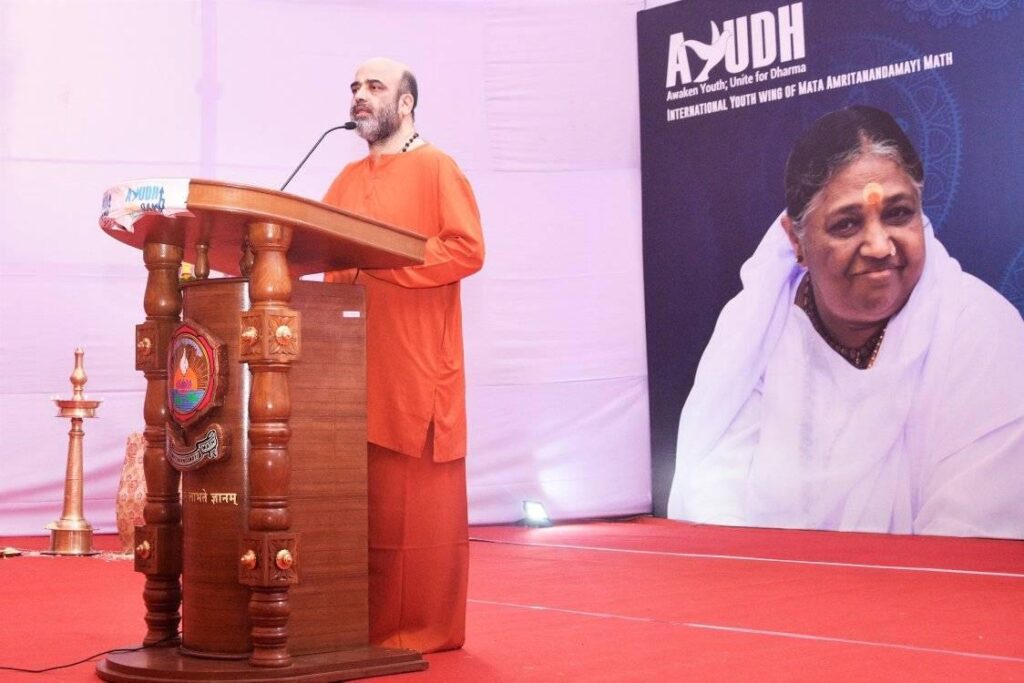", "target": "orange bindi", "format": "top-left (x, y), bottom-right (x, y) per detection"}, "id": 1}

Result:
top-left (863, 181), bottom-right (884, 209)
